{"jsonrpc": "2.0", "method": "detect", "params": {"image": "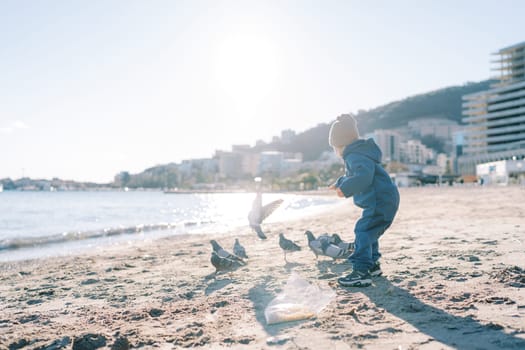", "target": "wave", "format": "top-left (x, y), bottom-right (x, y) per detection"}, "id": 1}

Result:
top-left (0, 221), bottom-right (213, 251)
